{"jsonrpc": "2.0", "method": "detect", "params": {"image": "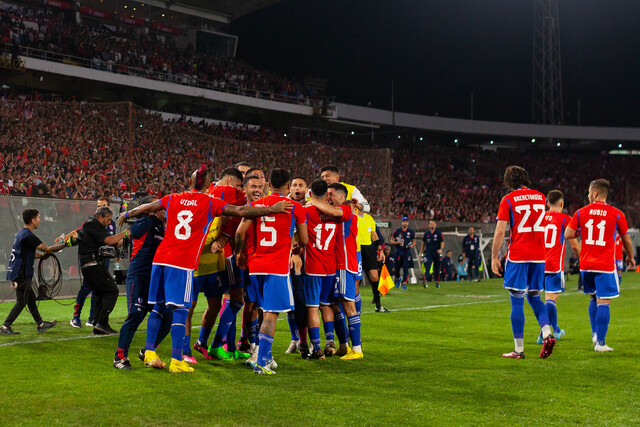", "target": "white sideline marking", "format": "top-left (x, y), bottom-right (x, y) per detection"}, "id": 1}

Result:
top-left (2, 286), bottom-right (637, 348)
